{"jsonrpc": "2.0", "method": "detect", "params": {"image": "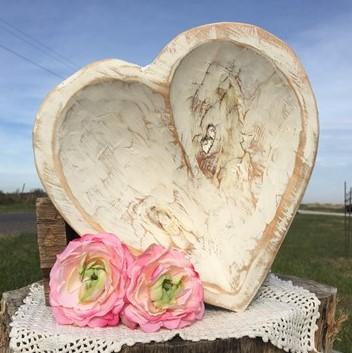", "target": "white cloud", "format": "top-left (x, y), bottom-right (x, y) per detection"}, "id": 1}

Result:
top-left (287, 13), bottom-right (352, 182)
top-left (290, 12), bottom-right (352, 124)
